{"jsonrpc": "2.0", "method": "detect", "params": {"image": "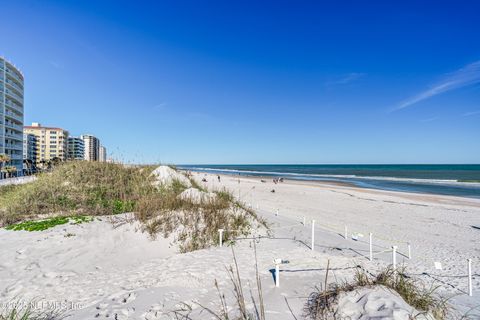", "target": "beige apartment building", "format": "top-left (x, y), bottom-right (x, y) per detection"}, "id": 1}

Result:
top-left (24, 122), bottom-right (69, 162)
